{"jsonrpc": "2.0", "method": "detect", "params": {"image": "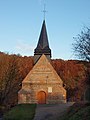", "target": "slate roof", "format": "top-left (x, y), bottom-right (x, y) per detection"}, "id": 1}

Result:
top-left (34, 20), bottom-right (51, 56)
